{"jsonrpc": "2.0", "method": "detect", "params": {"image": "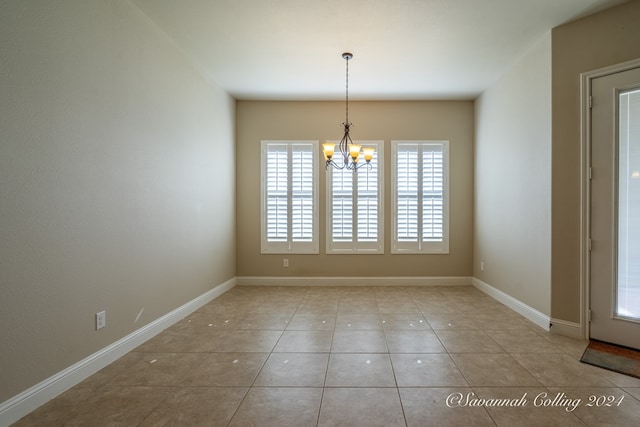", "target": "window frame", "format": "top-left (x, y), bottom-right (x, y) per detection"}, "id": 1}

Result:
top-left (261, 140), bottom-right (319, 254)
top-left (325, 140), bottom-right (384, 254)
top-left (391, 140), bottom-right (450, 254)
